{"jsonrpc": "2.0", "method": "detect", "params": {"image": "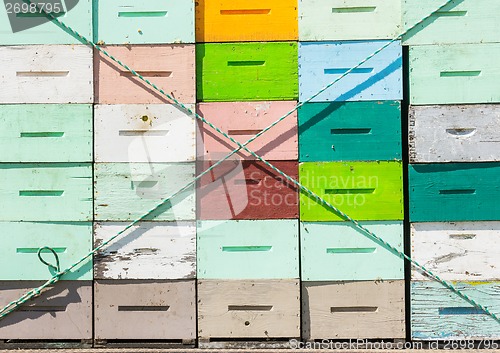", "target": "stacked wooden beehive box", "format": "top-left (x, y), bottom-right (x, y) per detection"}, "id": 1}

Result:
top-left (404, 0), bottom-right (500, 340)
